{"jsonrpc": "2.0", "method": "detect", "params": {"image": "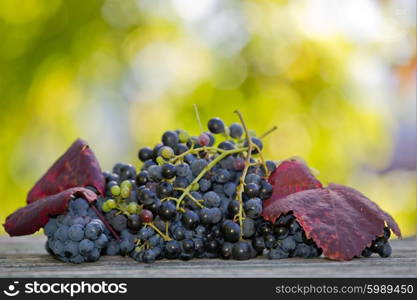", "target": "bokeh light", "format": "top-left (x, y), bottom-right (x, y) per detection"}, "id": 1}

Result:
top-left (0, 0), bottom-right (415, 237)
